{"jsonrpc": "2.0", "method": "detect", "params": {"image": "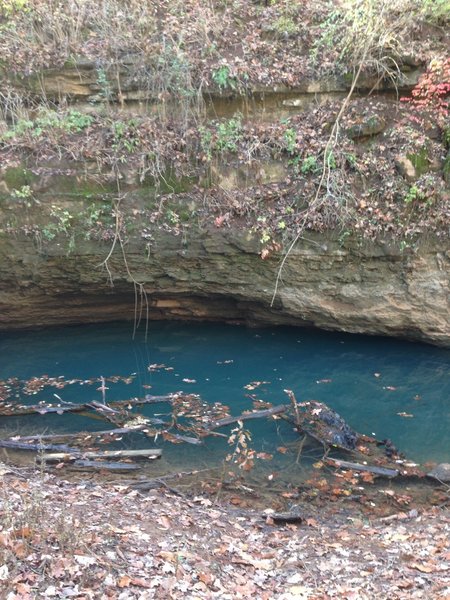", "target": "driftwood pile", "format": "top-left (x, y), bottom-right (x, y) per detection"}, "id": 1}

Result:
top-left (283, 390), bottom-right (426, 479)
top-left (0, 392), bottom-right (287, 472)
top-left (0, 389), bottom-right (428, 480)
